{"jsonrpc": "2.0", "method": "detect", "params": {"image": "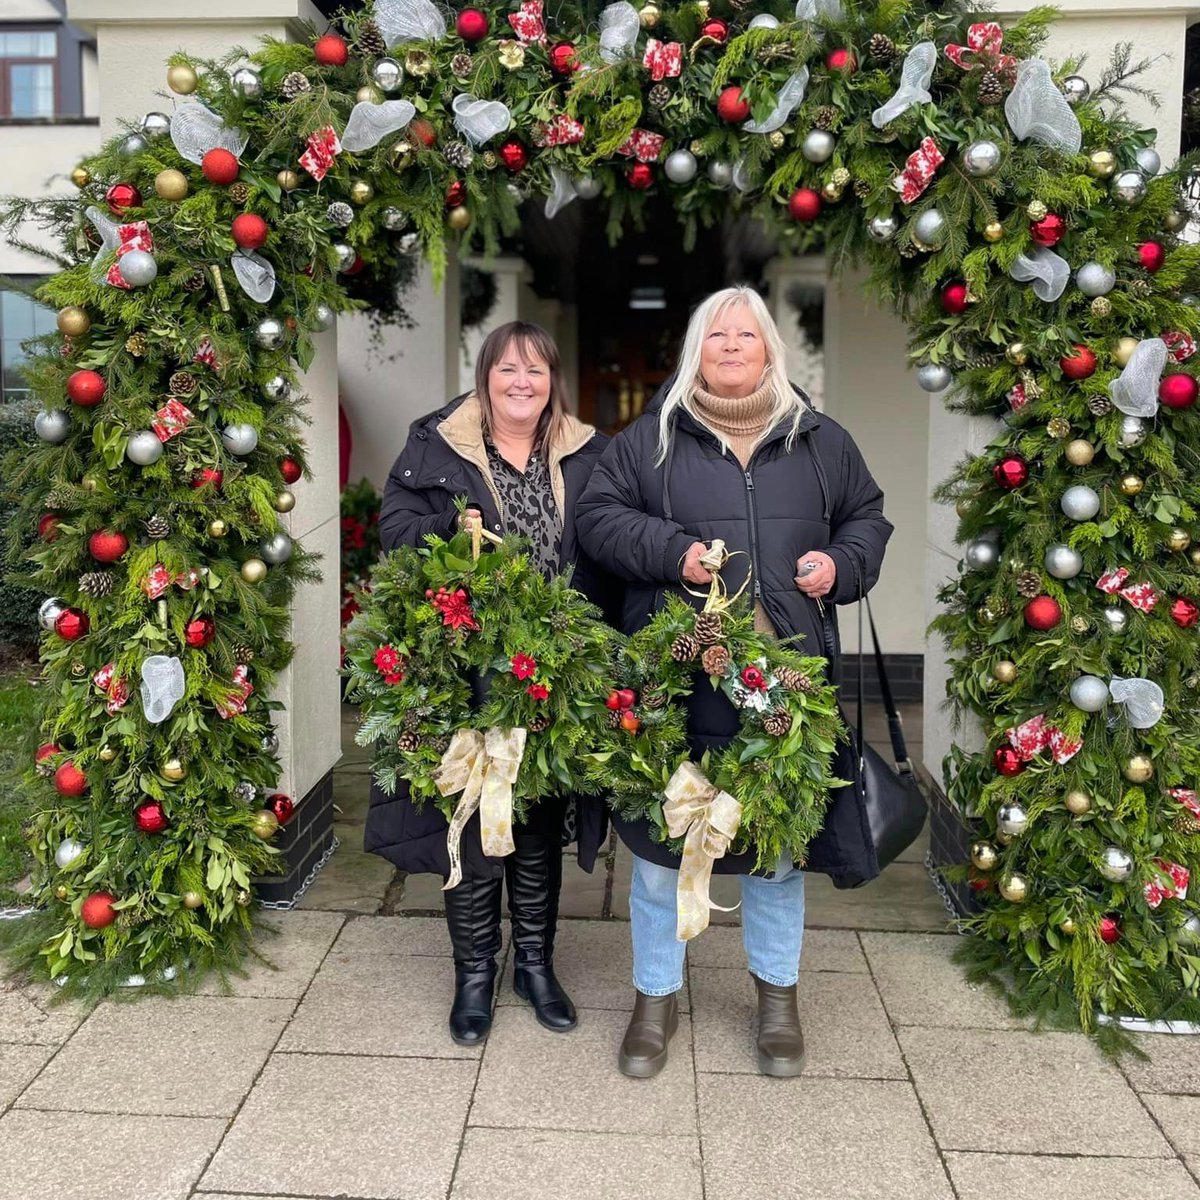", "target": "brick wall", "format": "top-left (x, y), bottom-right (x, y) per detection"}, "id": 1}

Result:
top-left (254, 769), bottom-right (335, 905)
